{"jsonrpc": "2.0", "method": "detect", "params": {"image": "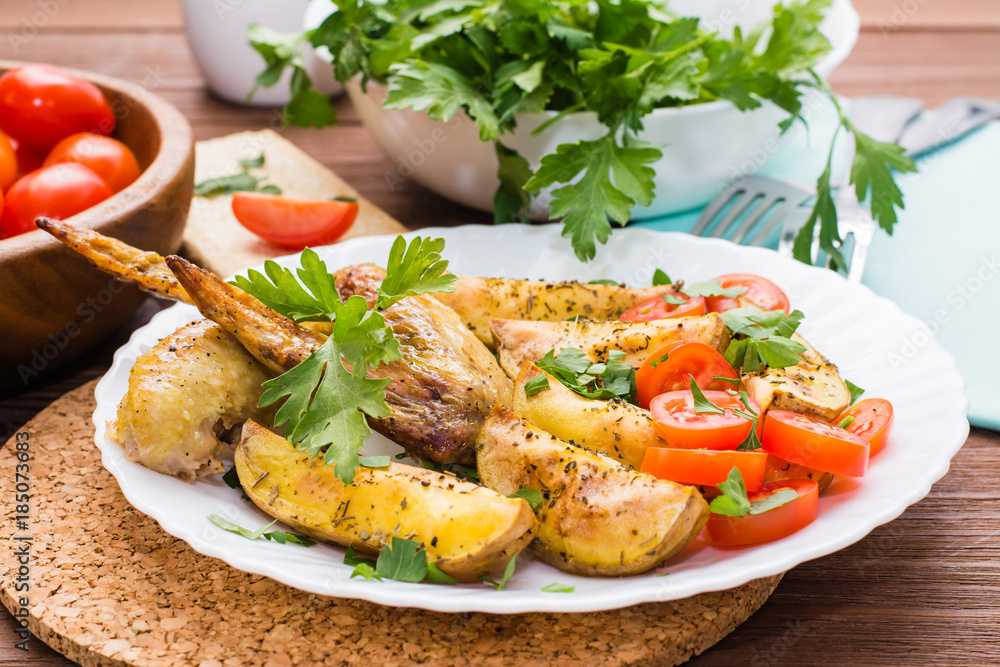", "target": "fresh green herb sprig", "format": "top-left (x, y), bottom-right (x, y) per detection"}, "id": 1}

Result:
top-left (722, 308), bottom-right (807, 372)
top-left (509, 487), bottom-right (543, 510)
top-left (708, 468), bottom-right (798, 517)
top-left (208, 514), bottom-right (316, 547)
top-left (194, 152), bottom-right (282, 197)
top-left (345, 539), bottom-right (459, 584)
top-left (236, 236), bottom-right (458, 484)
top-left (533, 347), bottom-right (637, 403)
top-left (250, 0), bottom-right (914, 267)
top-left (845, 379), bottom-right (865, 405)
